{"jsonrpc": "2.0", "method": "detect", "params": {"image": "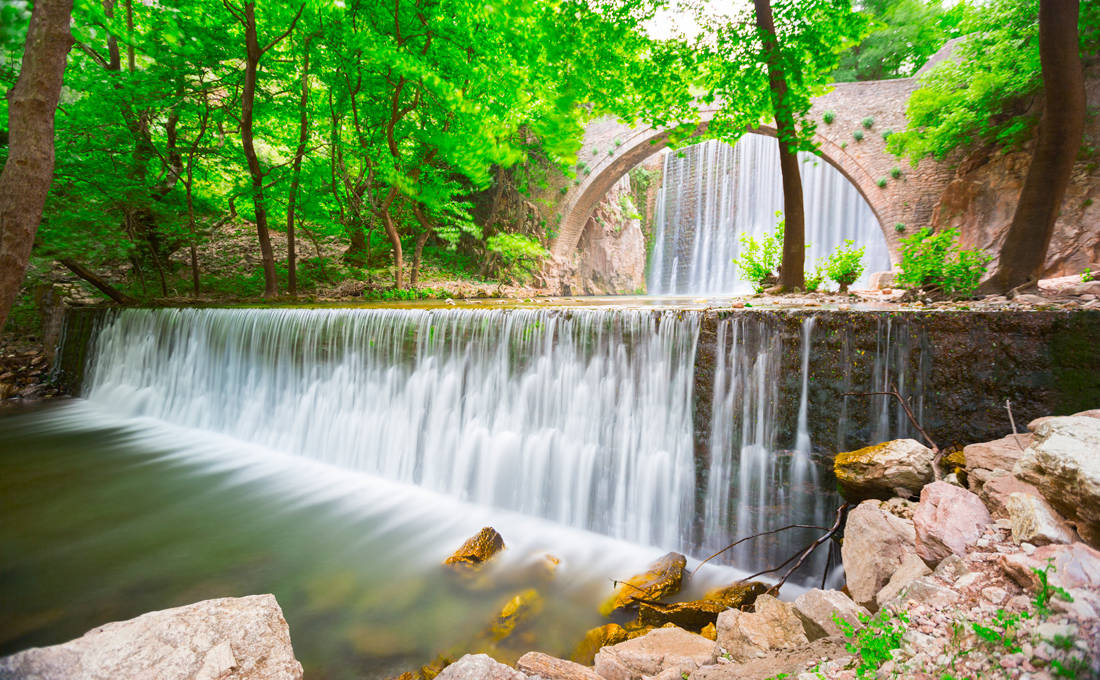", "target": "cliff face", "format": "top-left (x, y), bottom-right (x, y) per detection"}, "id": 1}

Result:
top-left (932, 61), bottom-right (1100, 278)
